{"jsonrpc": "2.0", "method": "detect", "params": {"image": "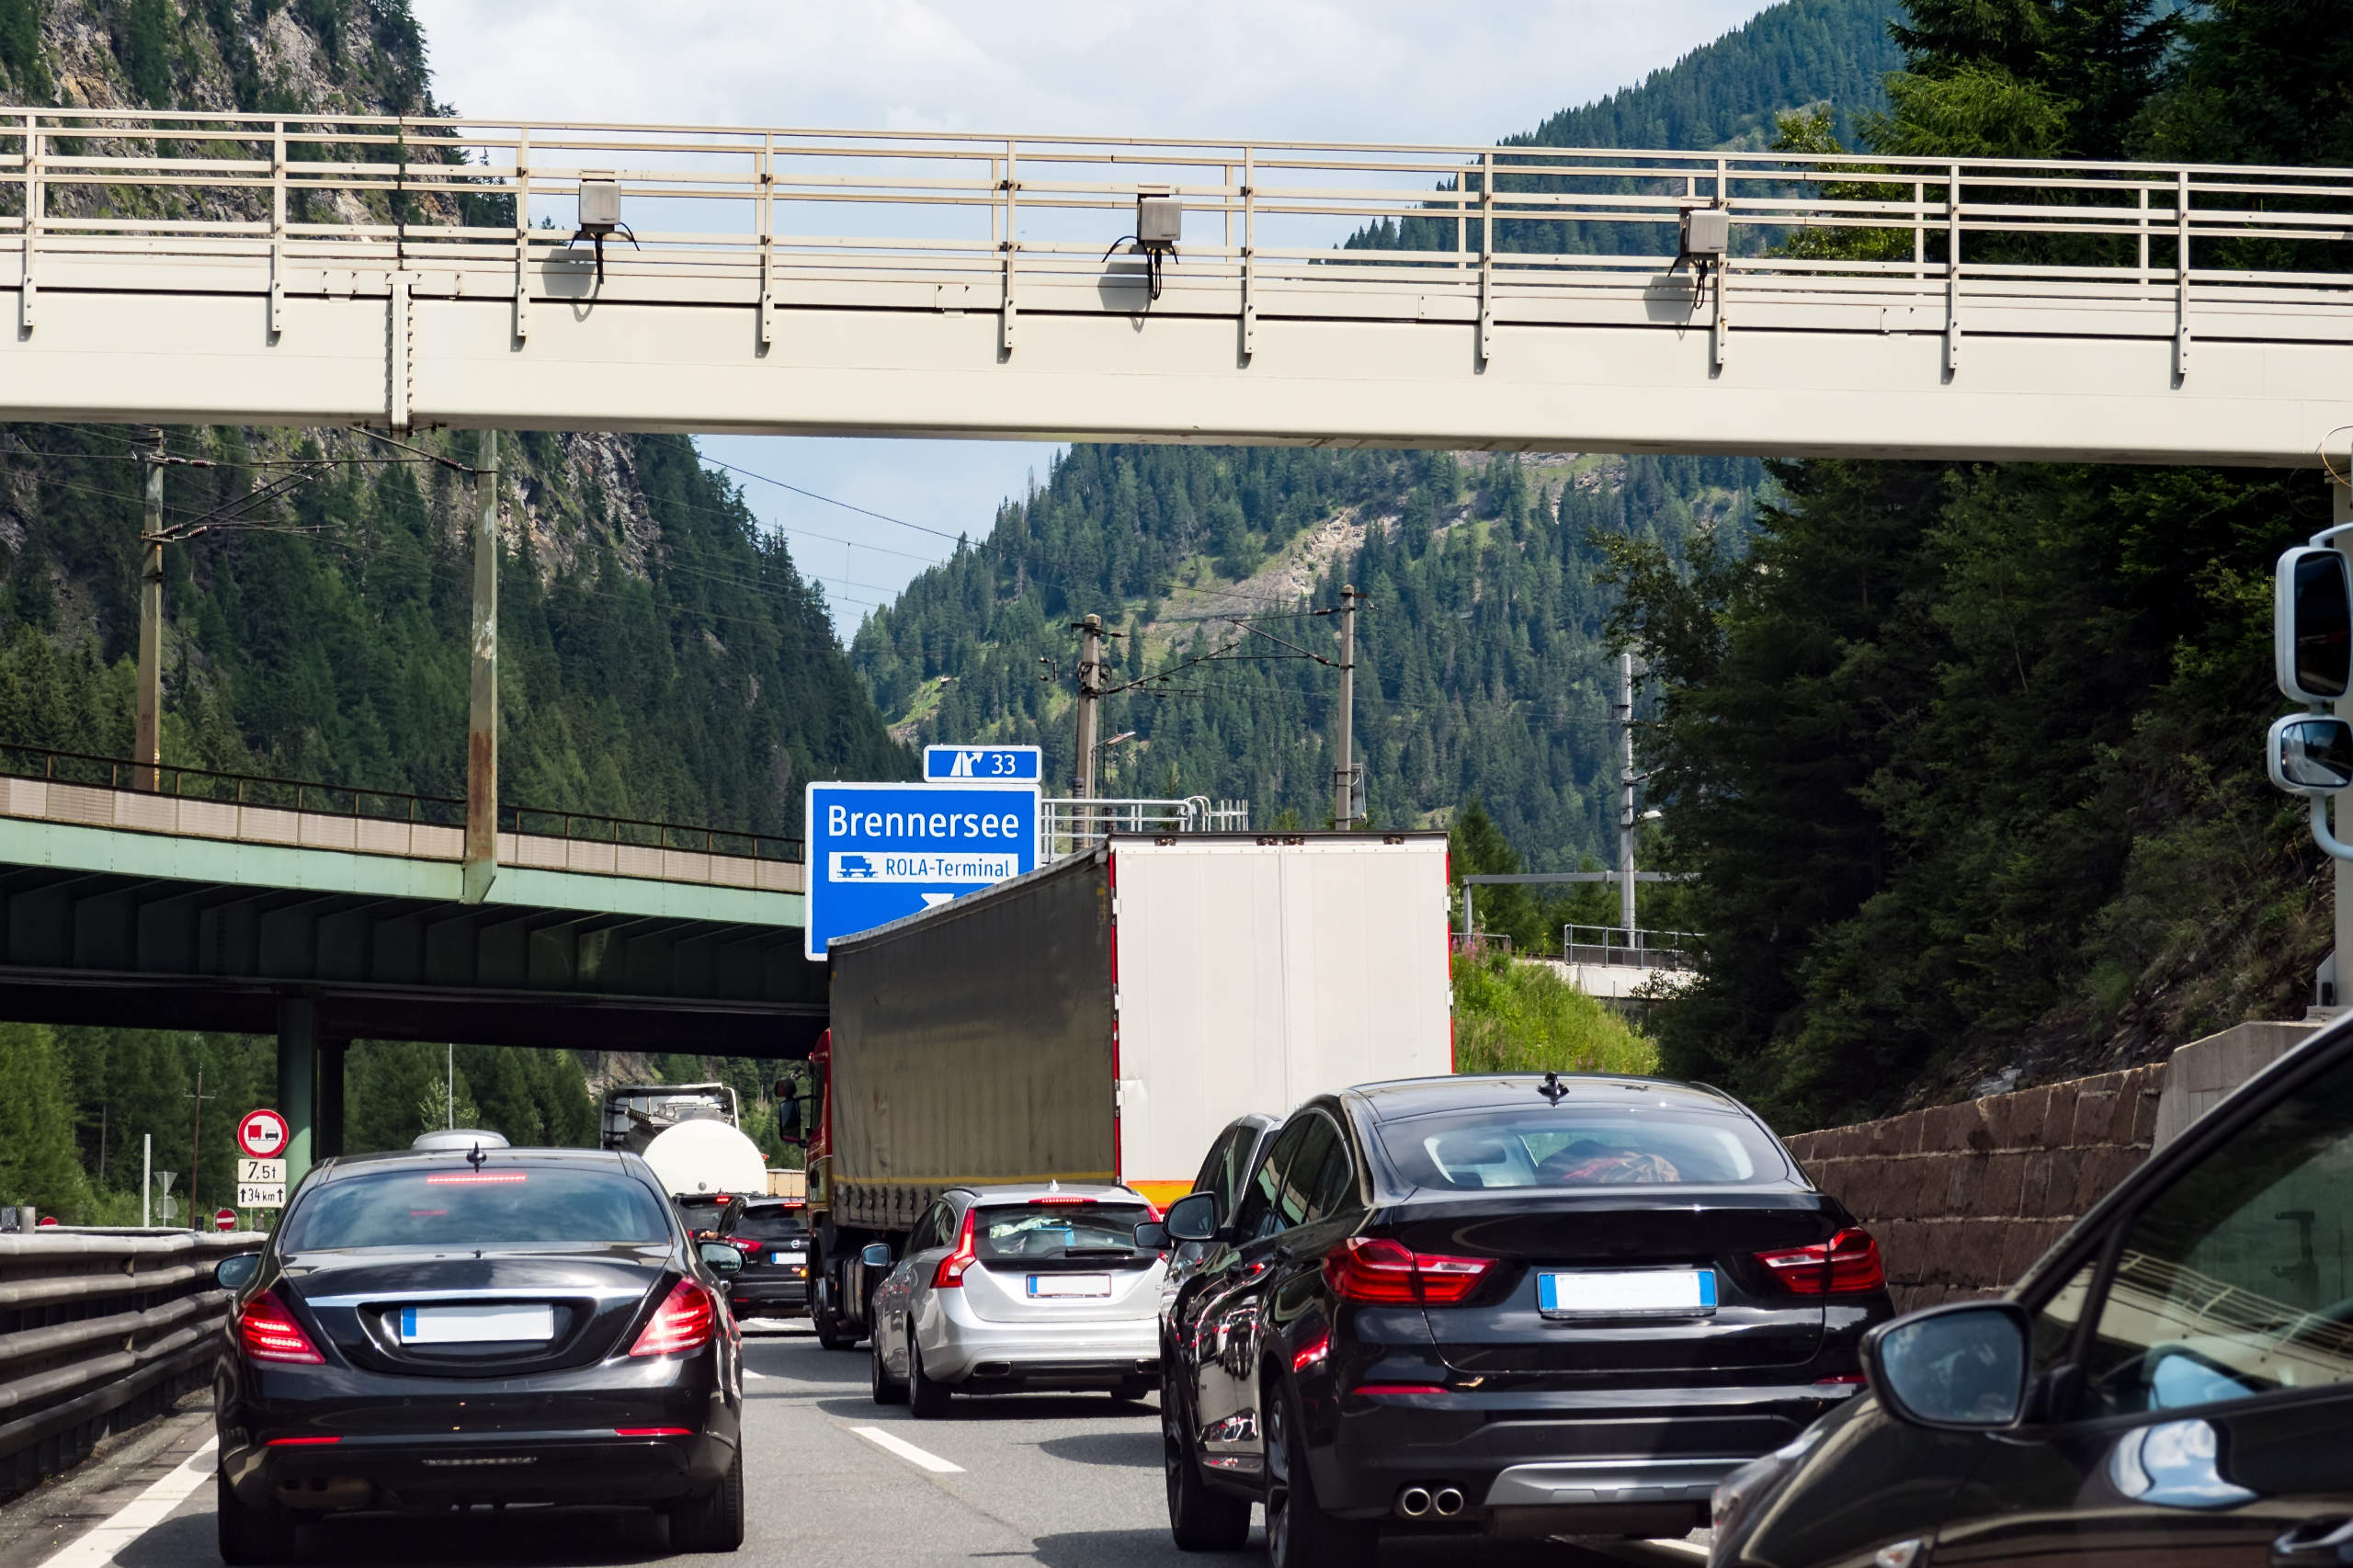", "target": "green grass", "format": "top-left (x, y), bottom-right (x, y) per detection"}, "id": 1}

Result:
top-left (1451, 953), bottom-right (1658, 1077)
